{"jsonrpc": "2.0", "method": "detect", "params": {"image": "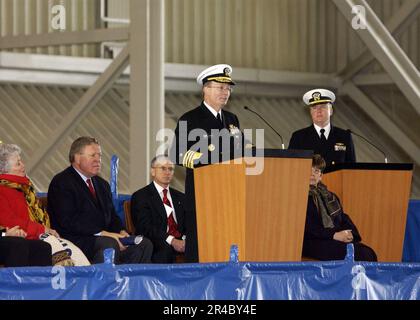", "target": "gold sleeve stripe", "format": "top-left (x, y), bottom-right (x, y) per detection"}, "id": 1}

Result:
top-left (185, 151), bottom-right (194, 169)
top-left (183, 150), bottom-right (194, 169)
top-left (182, 151), bottom-right (190, 167)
